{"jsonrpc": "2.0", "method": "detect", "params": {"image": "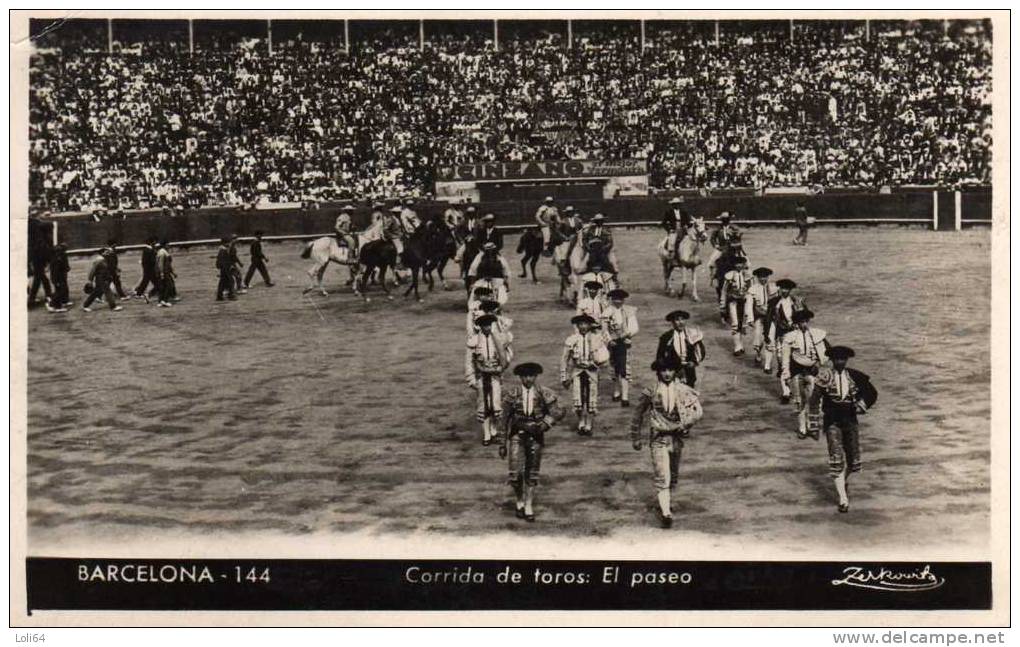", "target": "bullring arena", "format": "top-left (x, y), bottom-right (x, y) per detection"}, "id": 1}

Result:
top-left (21, 16), bottom-right (995, 557)
top-left (26, 218), bottom-right (991, 554)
